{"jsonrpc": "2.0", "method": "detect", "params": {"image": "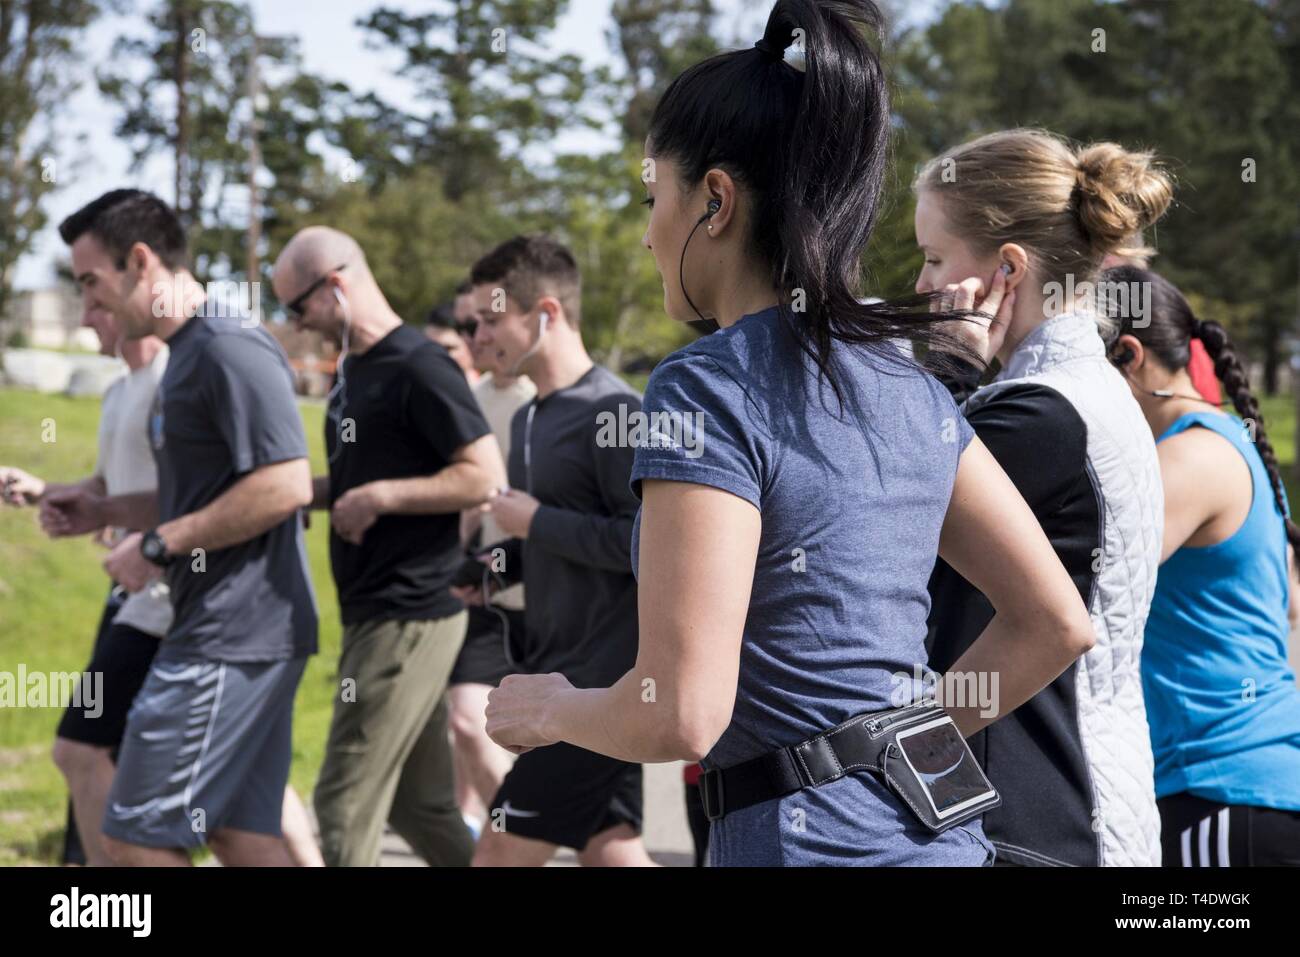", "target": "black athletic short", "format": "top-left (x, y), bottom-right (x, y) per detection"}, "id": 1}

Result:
top-left (1159, 792), bottom-right (1300, 867)
top-left (55, 591), bottom-right (161, 748)
top-left (449, 604), bottom-right (526, 687)
top-left (488, 742), bottom-right (643, 851)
